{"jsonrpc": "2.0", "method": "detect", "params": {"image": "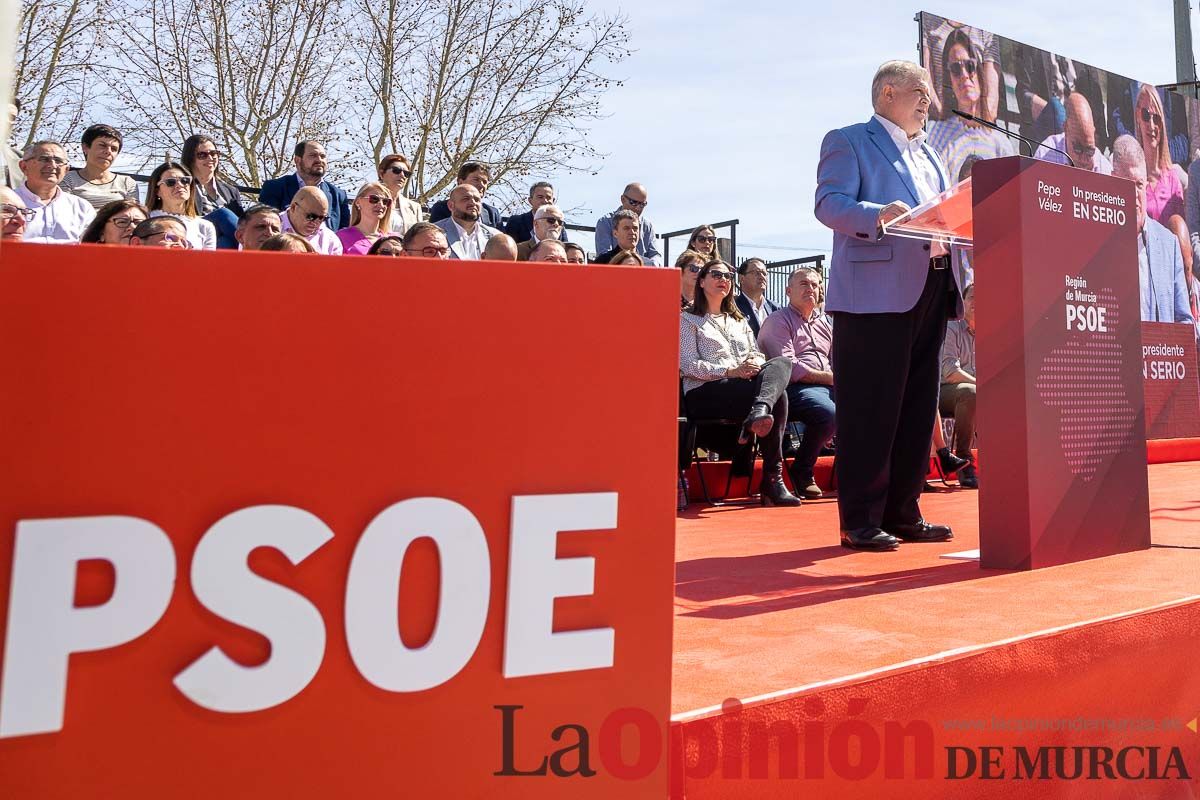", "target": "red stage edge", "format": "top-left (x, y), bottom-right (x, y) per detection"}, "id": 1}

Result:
top-left (684, 436), bottom-right (1200, 501)
top-left (668, 597), bottom-right (1200, 798)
